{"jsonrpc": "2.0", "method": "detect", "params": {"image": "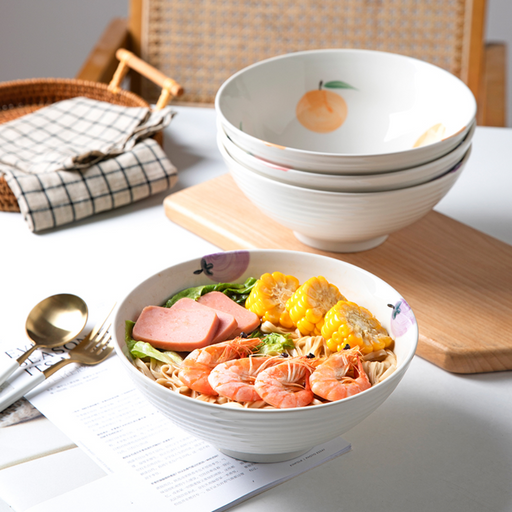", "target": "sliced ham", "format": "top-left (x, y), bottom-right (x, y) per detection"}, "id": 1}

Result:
top-left (197, 291), bottom-right (260, 336)
top-left (174, 298), bottom-right (238, 344)
top-left (211, 311), bottom-right (238, 343)
top-left (132, 302), bottom-right (219, 351)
